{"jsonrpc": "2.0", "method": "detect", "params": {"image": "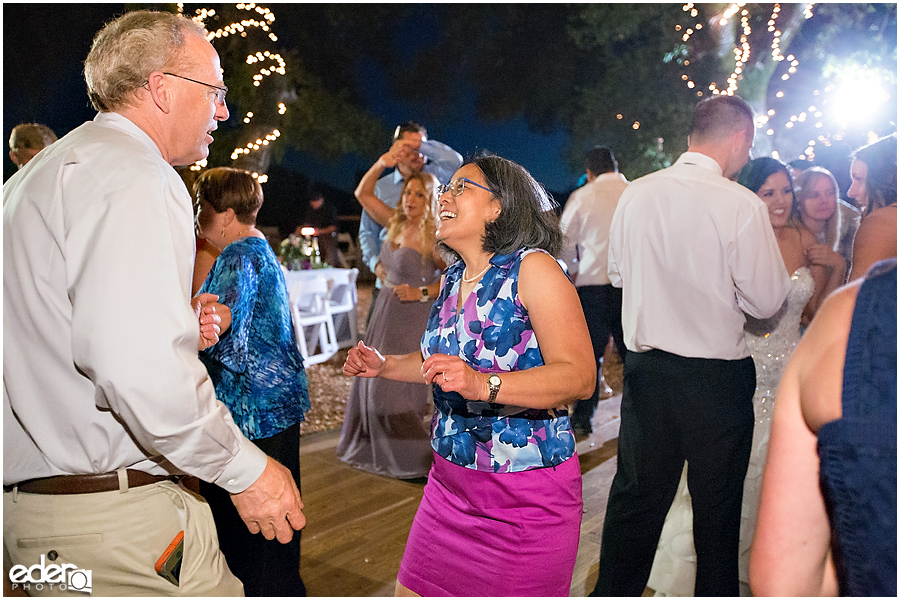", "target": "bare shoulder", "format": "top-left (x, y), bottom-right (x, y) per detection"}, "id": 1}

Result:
top-left (865, 205), bottom-right (898, 228)
top-left (520, 250), bottom-right (568, 280)
top-left (853, 205), bottom-right (897, 257)
top-left (518, 251), bottom-right (574, 308)
top-left (808, 280), bottom-right (862, 335)
top-left (796, 225), bottom-right (818, 249)
top-left (796, 280), bottom-right (862, 430)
